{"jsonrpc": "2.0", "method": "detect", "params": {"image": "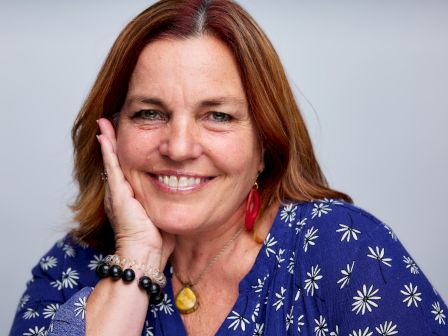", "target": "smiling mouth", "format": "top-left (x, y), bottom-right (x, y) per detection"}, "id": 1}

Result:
top-left (151, 174), bottom-right (213, 190)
